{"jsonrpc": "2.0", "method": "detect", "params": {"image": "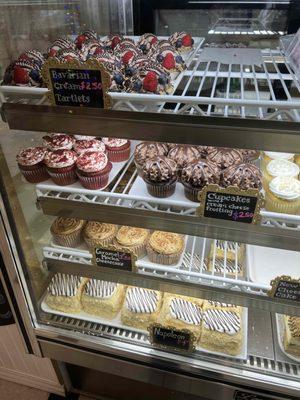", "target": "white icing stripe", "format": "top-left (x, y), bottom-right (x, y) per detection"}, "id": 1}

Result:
top-left (213, 259), bottom-right (242, 273)
top-left (215, 240), bottom-right (241, 251)
top-left (208, 301), bottom-right (234, 308)
top-left (182, 253), bottom-right (208, 271)
top-left (170, 298), bottom-right (202, 325)
top-left (203, 309), bottom-right (241, 335)
top-left (48, 273), bottom-right (82, 297)
top-left (85, 280), bottom-right (117, 298)
top-left (126, 287), bottom-right (158, 314)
